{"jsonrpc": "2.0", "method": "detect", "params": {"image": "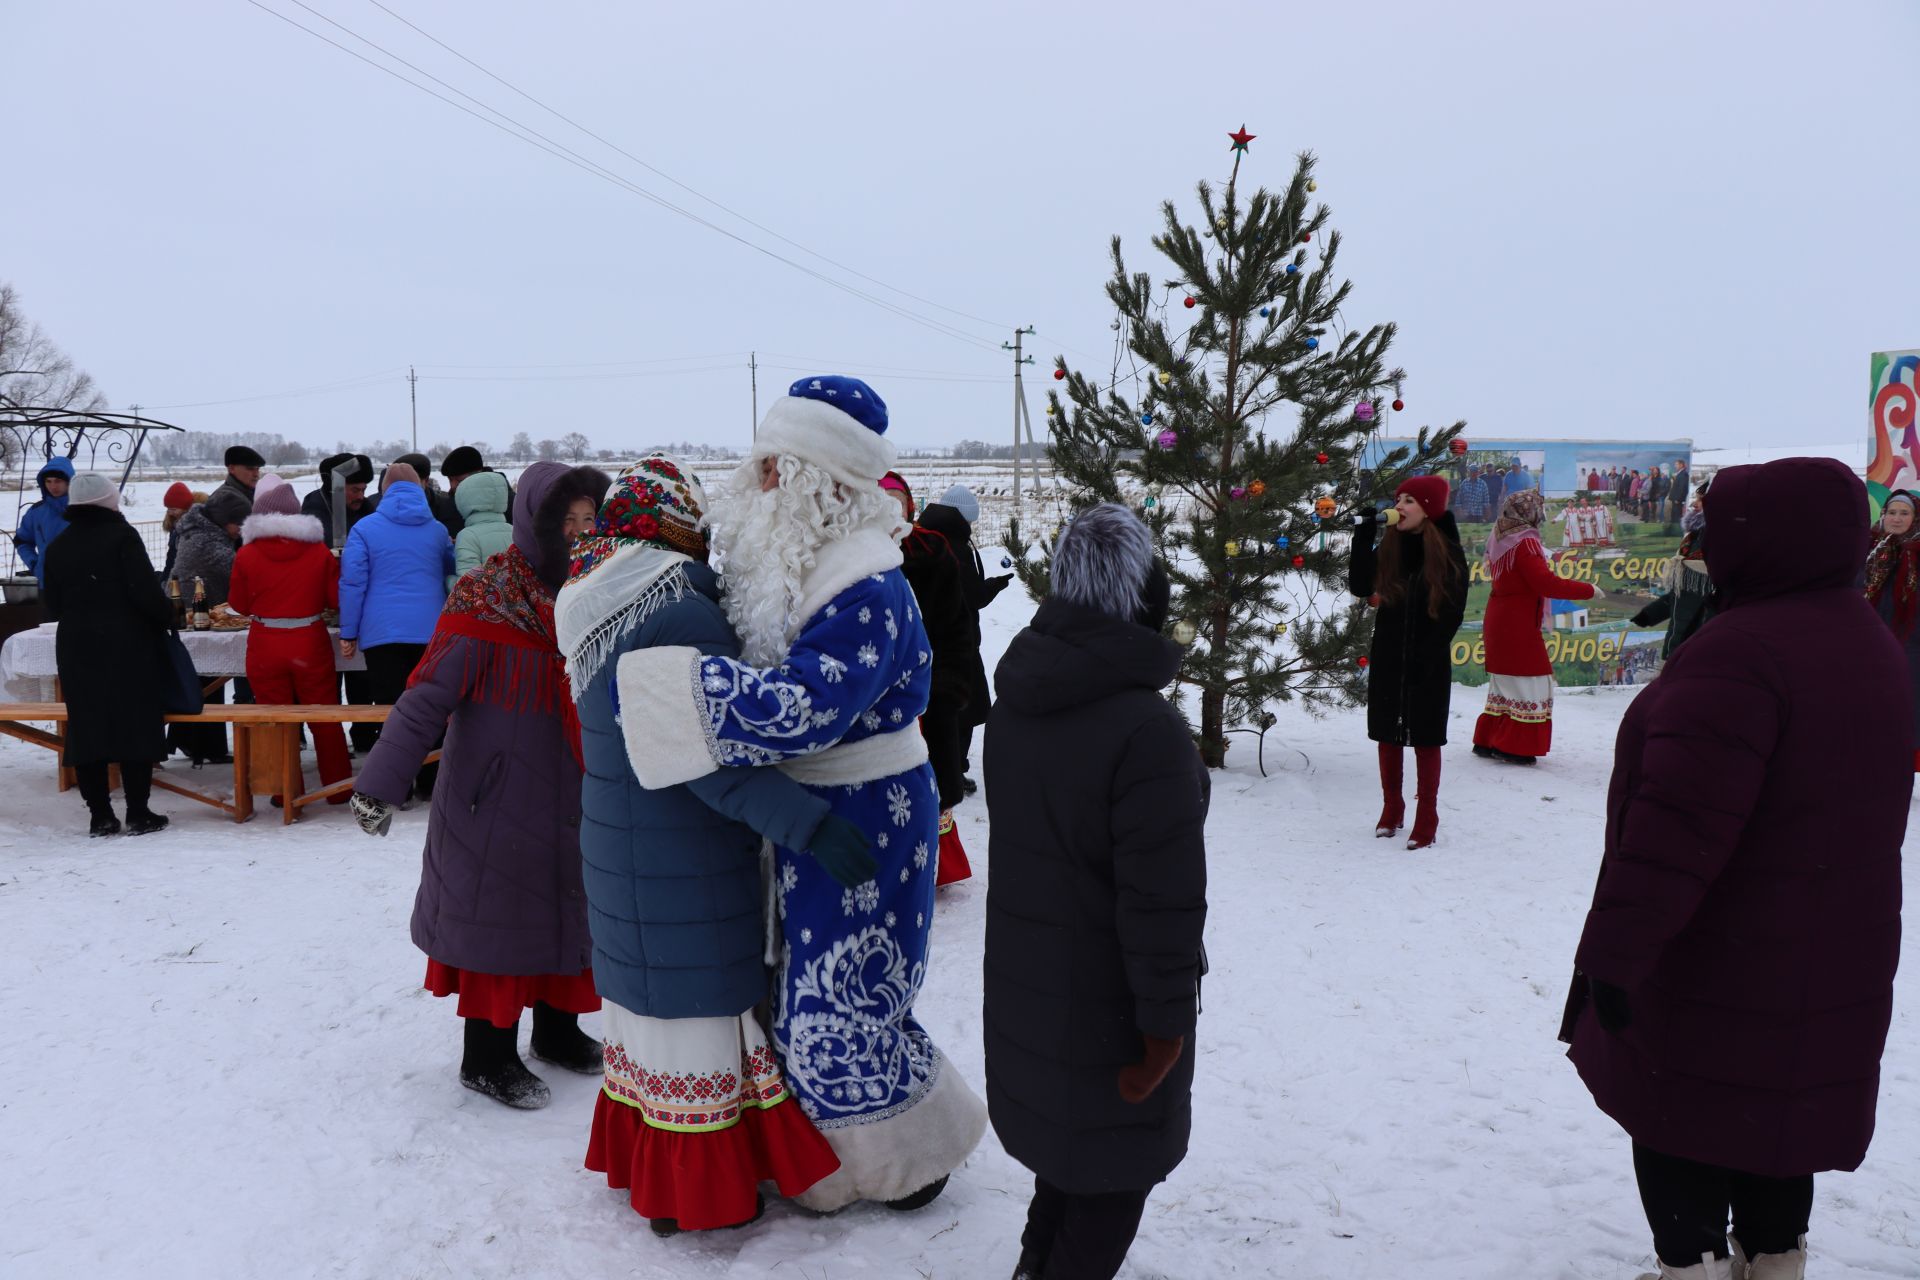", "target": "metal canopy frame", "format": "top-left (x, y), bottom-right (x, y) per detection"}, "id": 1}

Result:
top-left (3, 406), bottom-right (187, 541)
